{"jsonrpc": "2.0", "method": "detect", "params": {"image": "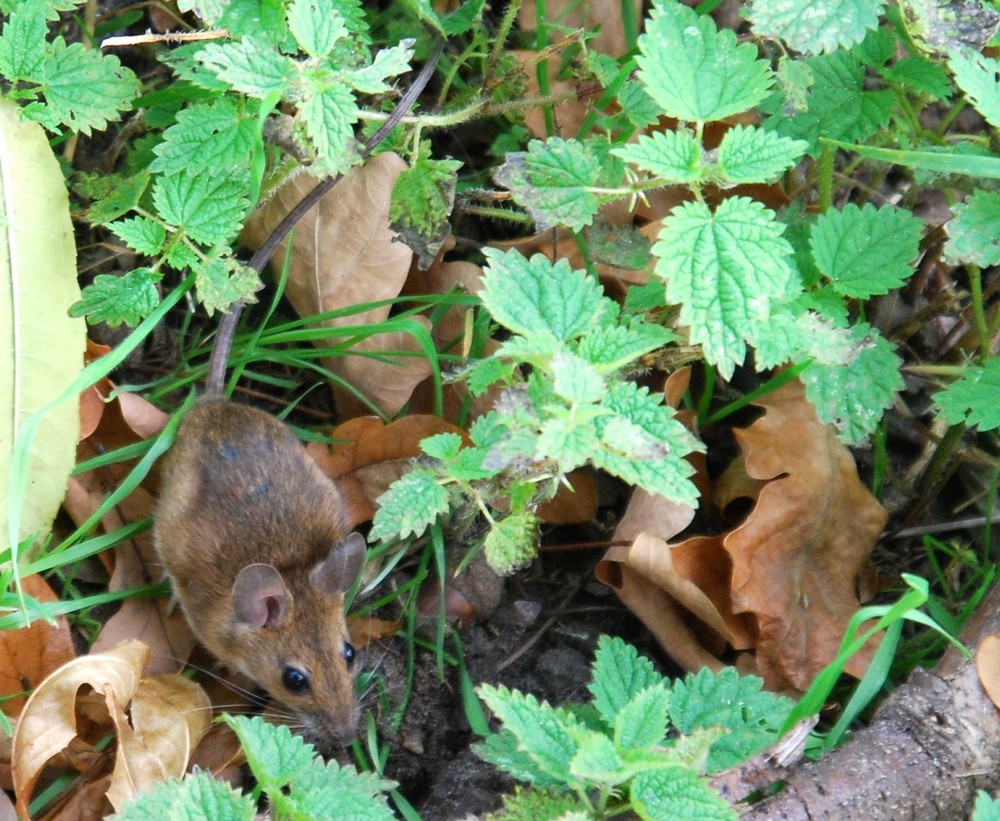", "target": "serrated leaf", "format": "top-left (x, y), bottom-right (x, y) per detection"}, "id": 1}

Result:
top-left (551, 352), bottom-right (604, 404)
top-left (38, 38), bottom-right (140, 134)
top-left (467, 356), bottom-right (514, 395)
top-left (749, 0), bottom-right (886, 55)
top-left (196, 37), bottom-right (294, 97)
top-left (933, 358), bottom-right (1000, 431)
top-left (441, 0), bottom-right (487, 35)
top-left (222, 716), bottom-right (315, 791)
top-left (589, 636), bottom-right (664, 728)
top-left (177, 0), bottom-right (227, 25)
top-left (536, 417), bottom-right (600, 474)
top-left (618, 79), bottom-right (663, 128)
top-left (945, 188), bottom-right (1000, 266)
top-left (370, 468), bottom-right (449, 541)
top-left (150, 98), bottom-right (257, 176)
top-left (288, 0), bottom-right (349, 57)
top-left (152, 169), bottom-right (249, 246)
top-left (669, 668), bottom-right (792, 772)
top-left (0, 1), bottom-right (46, 79)
top-left (420, 432), bottom-right (463, 460)
top-left (349, 40), bottom-right (414, 93)
top-left (477, 685), bottom-right (579, 782)
top-left (473, 731), bottom-right (562, 787)
top-left (1, 97), bottom-right (85, 547)
top-left (881, 55), bottom-right (952, 101)
top-left (484, 511), bottom-right (539, 574)
top-left (480, 248), bottom-right (613, 341)
top-left (614, 684), bottom-right (670, 750)
top-left (69, 268), bottom-right (162, 327)
top-left (801, 324), bottom-right (902, 443)
top-left (630, 767), bottom-right (735, 821)
top-left (637, 0), bottom-right (773, 122)
top-left (811, 202), bottom-right (923, 298)
top-left (287, 758), bottom-right (396, 821)
top-left (653, 197), bottom-right (794, 379)
top-left (494, 138), bottom-right (602, 231)
top-left (576, 323), bottom-right (674, 373)
top-left (196, 258), bottom-right (261, 315)
top-left (390, 154), bottom-right (461, 268)
top-left (613, 130), bottom-right (703, 183)
top-left (111, 771), bottom-right (255, 820)
top-left (108, 217), bottom-right (166, 256)
top-left (716, 124), bottom-right (808, 183)
top-left (569, 730), bottom-right (627, 784)
top-left (81, 170), bottom-right (151, 226)
top-left (301, 82), bottom-right (360, 176)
